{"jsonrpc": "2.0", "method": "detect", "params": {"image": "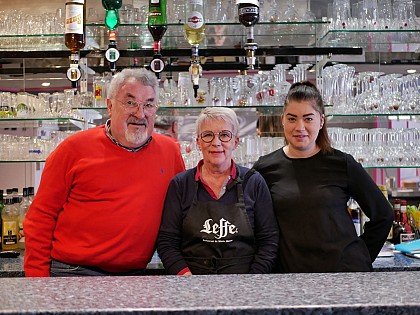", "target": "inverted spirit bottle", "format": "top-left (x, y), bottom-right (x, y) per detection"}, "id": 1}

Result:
top-left (184, 0), bottom-right (205, 46)
top-left (184, 0), bottom-right (205, 98)
top-left (148, 0), bottom-right (168, 76)
top-left (65, 0), bottom-right (86, 88)
top-left (102, 0), bottom-right (122, 73)
top-left (65, 0), bottom-right (86, 53)
top-left (102, 0), bottom-right (122, 30)
top-left (236, 0), bottom-right (260, 69)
